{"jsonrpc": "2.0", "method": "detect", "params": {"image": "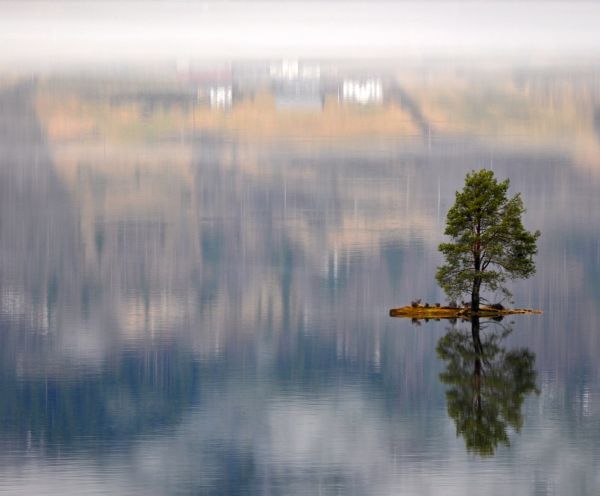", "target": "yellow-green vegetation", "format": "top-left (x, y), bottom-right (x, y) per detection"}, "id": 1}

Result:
top-left (400, 72), bottom-right (593, 138)
top-left (36, 91), bottom-right (189, 142)
top-left (34, 83), bottom-right (418, 143)
top-left (389, 305), bottom-right (542, 319)
top-left (190, 93), bottom-right (418, 138)
top-left (399, 69), bottom-right (600, 174)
